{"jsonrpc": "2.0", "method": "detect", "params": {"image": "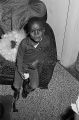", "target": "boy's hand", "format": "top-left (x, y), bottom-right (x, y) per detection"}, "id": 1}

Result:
top-left (19, 71), bottom-right (29, 80)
